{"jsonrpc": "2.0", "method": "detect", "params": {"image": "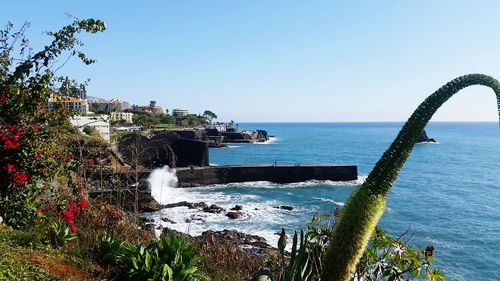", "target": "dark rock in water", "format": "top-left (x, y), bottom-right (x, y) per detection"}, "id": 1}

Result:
top-left (161, 201), bottom-right (208, 209)
top-left (185, 215), bottom-right (206, 223)
top-left (230, 205), bottom-right (243, 211)
top-left (275, 205), bottom-right (293, 211)
top-left (140, 197), bottom-right (162, 212)
top-left (138, 216), bottom-right (155, 225)
top-left (161, 201), bottom-right (190, 208)
top-left (200, 229), bottom-right (271, 253)
top-left (417, 129), bottom-right (436, 143)
top-left (203, 204), bottom-right (225, 214)
top-left (156, 225), bottom-right (164, 230)
top-left (226, 211), bottom-right (244, 219)
top-left (162, 227), bottom-right (191, 240)
top-left (138, 216), bottom-right (156, 230)
top-left (160, 227), bottom-right (275, 257)
top-left (161, 217), bottom-right (177, 224)
top-left (190, 202), bottom-right (209, 209)
top-left (142, 223), bottom-right (155, 231)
